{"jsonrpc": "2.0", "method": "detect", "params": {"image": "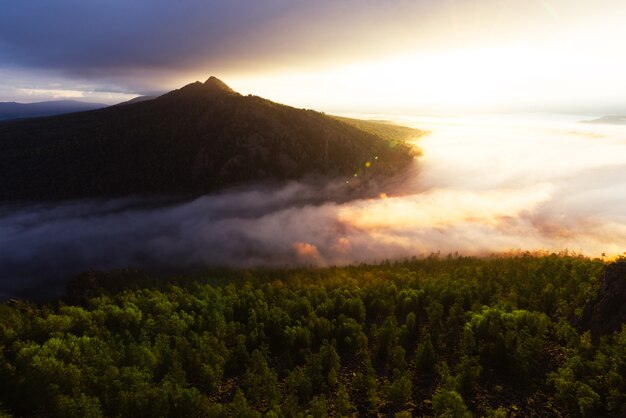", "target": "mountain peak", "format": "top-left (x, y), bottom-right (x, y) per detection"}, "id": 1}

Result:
top-left (173, 77), bottom-right (238, 98)
top-left (204, 76), bottom-right (236, 94)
